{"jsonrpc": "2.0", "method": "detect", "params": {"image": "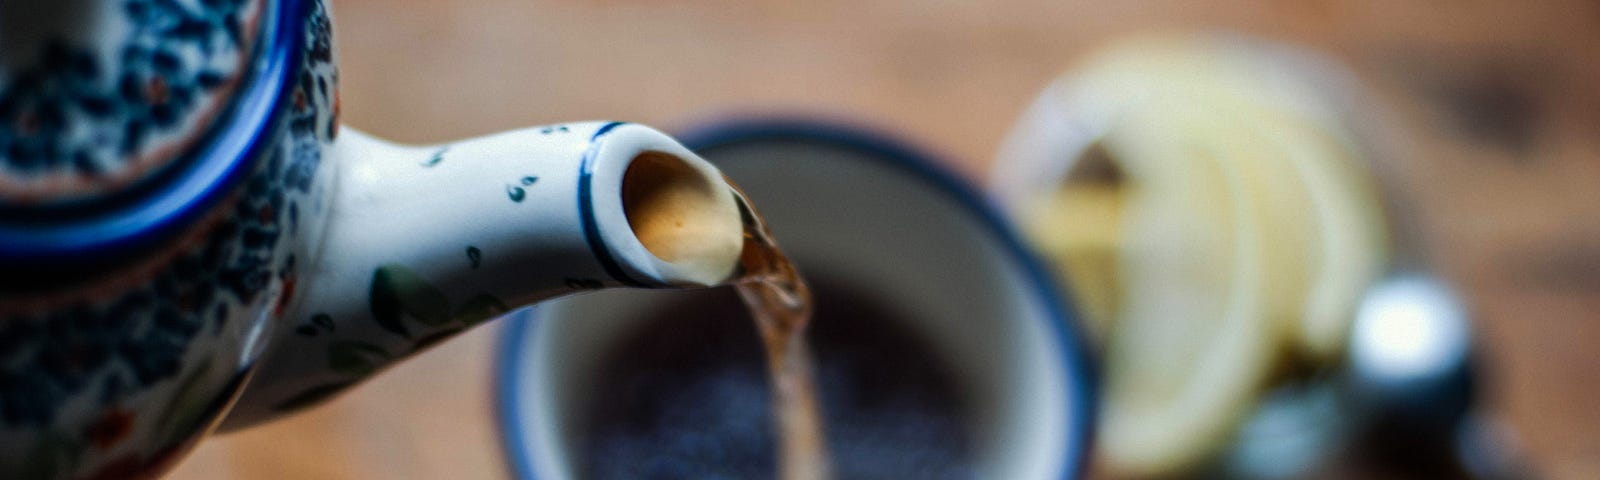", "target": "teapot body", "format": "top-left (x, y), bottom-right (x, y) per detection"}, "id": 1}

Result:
top-left (0, 0), bottom-right (338, 476)
top-left (0, 0), bottom-right (748, 475)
